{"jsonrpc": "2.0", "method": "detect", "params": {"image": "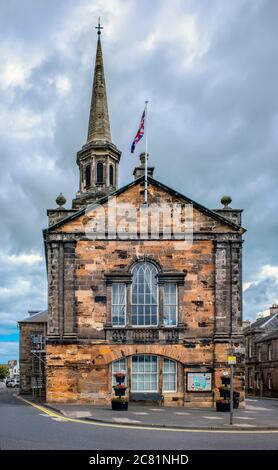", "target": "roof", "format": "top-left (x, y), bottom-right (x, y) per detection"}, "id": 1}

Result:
top-left (44, 175), bottom-right (245, 234)
top-left (256, 329), bottom-right (278, 343)
top-left (244, 313), bottom-right (278, 334)
top-left (18, 310), bottom-right (48, 324)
